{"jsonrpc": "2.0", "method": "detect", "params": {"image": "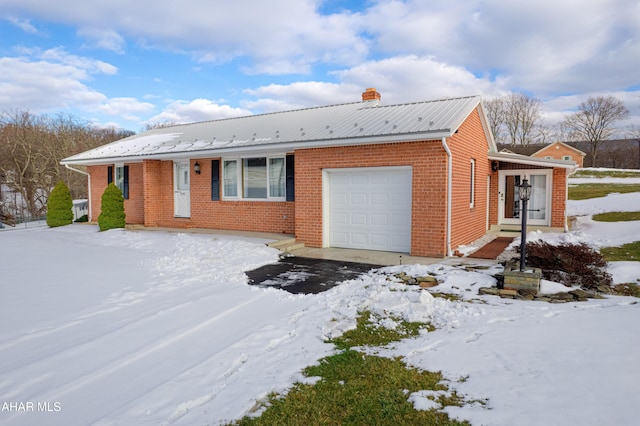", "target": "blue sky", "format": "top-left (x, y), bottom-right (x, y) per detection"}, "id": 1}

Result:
top-left (1, 0), bottom-right (639, 135)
